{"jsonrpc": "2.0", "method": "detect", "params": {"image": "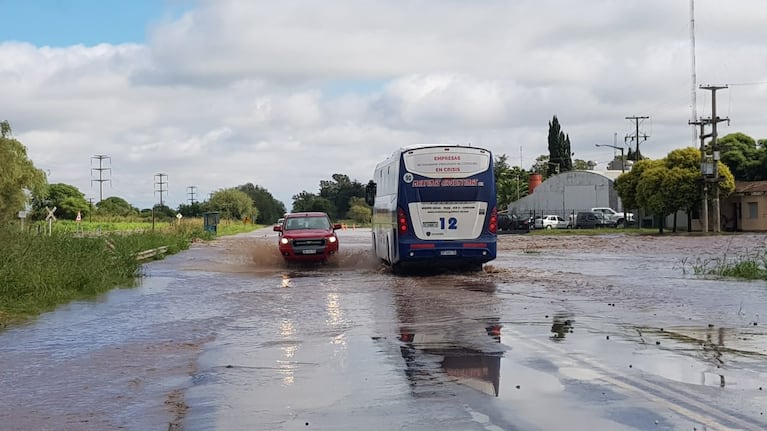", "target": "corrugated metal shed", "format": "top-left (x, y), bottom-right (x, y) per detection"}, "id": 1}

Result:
top-left (507, 170), bottom-right (627, 218)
